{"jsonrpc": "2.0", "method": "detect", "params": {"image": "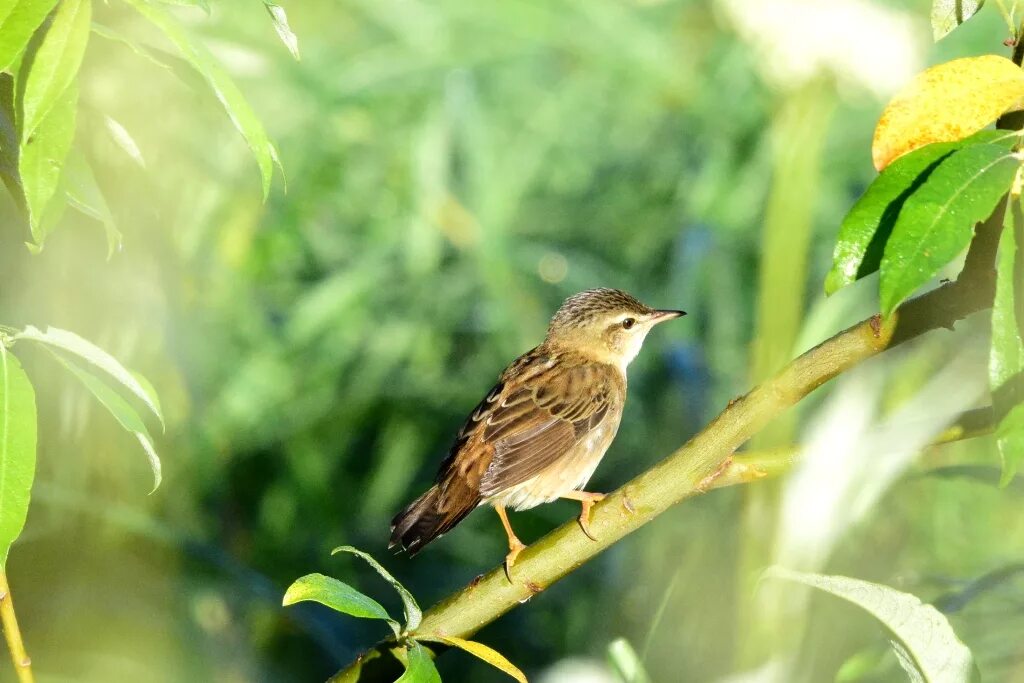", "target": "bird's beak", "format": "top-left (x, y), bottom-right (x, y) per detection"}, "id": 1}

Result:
top-left (650, 309), bottom-right (686, 324)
